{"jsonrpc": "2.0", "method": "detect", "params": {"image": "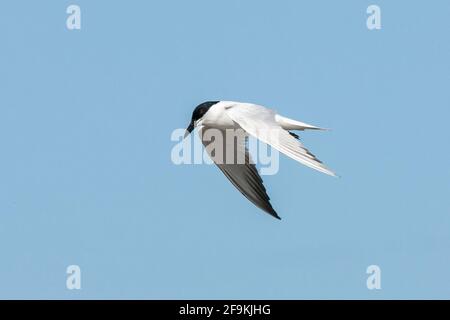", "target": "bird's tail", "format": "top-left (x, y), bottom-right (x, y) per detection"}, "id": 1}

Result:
top-left (275, 115), bottom-right (328, 131)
